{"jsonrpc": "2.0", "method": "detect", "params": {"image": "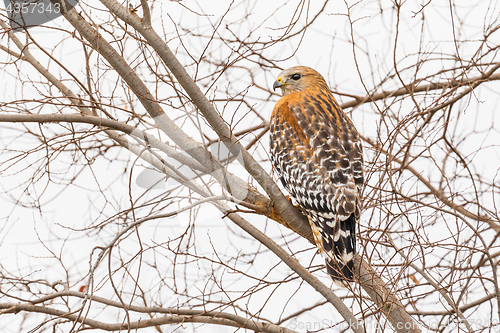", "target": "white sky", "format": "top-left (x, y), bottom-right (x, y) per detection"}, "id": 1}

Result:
top-left (1, 0), bottom-right (500, 332)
